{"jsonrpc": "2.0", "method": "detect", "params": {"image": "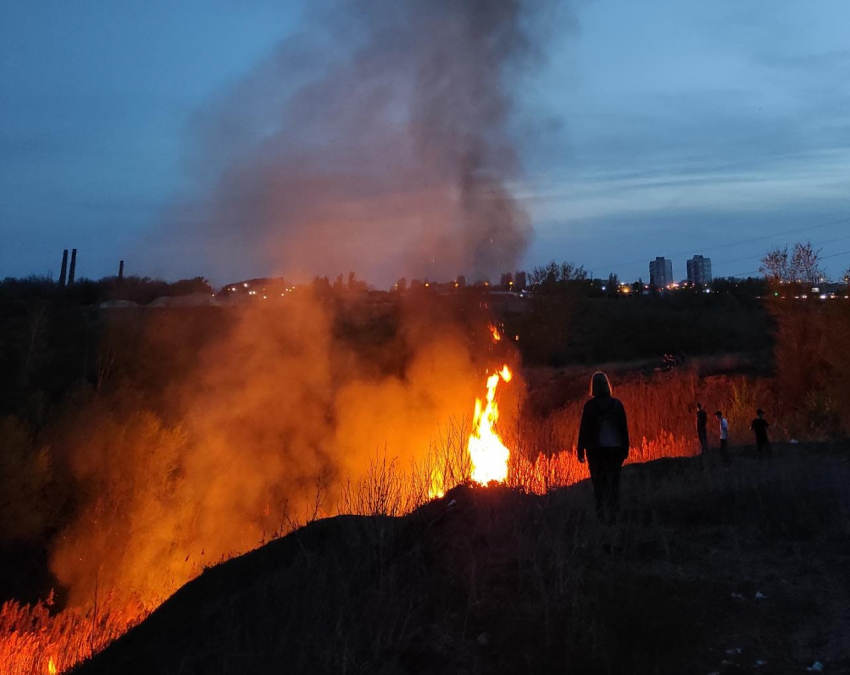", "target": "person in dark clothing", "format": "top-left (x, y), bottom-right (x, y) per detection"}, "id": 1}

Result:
top-left (751, 409), bottom-right (771, 459)
top-left (695, 403), bottom-right (708, 453)
top-left (577, 372), bottom-right (630, 524)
